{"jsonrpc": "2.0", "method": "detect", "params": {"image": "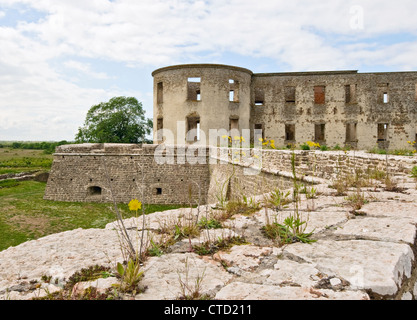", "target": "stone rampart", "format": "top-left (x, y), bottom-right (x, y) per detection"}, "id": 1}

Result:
top-left (45, 144), bottom-right (417, 206)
